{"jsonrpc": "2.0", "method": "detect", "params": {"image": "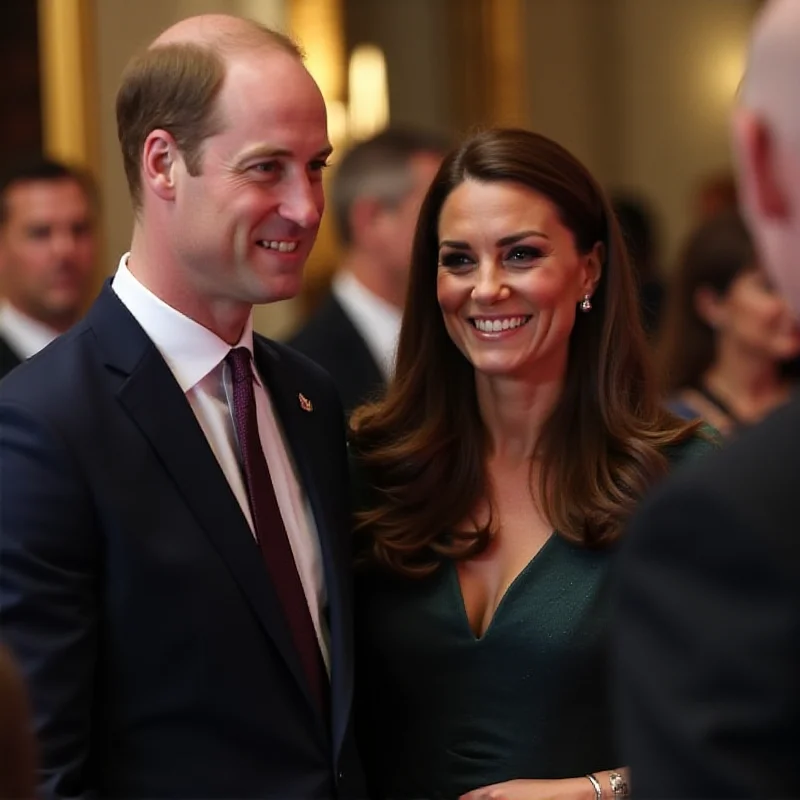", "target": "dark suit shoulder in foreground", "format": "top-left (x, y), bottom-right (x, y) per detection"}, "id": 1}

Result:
top-left (615, 397), bottom-right (800, 799)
